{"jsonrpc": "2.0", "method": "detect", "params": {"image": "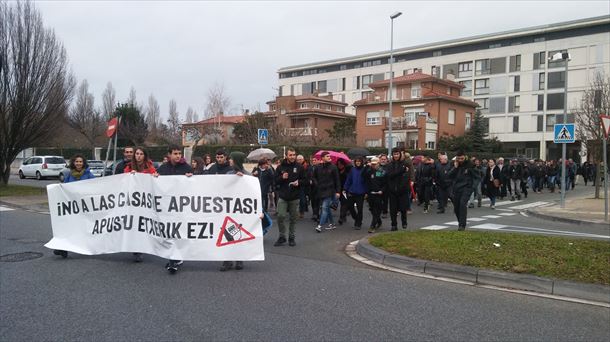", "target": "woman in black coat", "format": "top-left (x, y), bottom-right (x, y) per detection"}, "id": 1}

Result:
top-left (485, 159), bottom-right (501, 209)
